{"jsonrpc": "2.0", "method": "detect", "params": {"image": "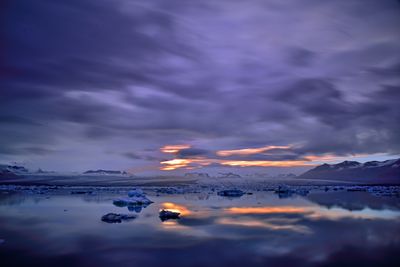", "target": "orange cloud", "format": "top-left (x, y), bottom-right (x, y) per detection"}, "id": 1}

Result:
top-left (158, 144), bottom-right (379, 171)
top-left (160, 159), bottom-right (193, 170)
top-left (226, 206), bottom-right (400, 220)
top-left (216, 145), bottom-right (292, 156)
top-left (160, 158), bottom-right (215, 170)
top-left (160, 158), bottom-right (314, 170)
top-left (160, 144), bottom-right (191, 154)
